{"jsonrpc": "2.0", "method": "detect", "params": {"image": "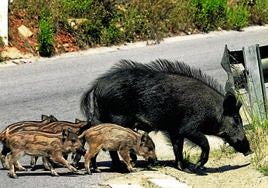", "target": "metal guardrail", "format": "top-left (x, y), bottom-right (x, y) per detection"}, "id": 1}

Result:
top-left (221, 44), bottom-right (268, 120)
